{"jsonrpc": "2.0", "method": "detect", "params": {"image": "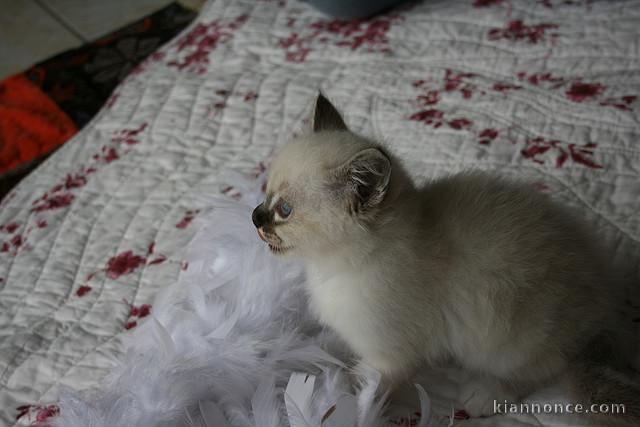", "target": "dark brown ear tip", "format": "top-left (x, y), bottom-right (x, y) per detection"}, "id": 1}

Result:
top-left (313, 92), bottom-right (347, 133)
top-left (315, 92), bottom-right (333, 114)
top-left (316, 92), bottom-right (330, 105)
